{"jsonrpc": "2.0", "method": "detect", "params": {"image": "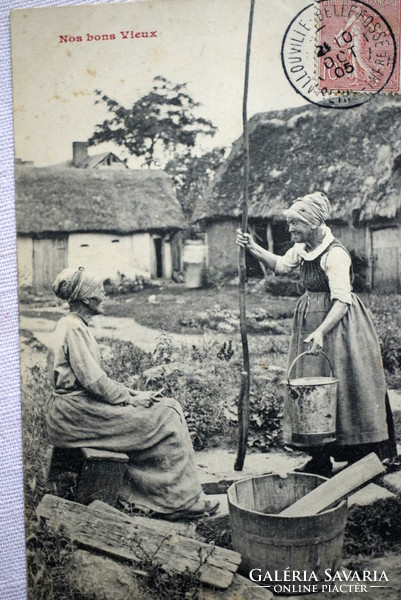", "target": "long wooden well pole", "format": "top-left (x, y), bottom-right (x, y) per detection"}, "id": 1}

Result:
top-left (235, 0), bottom-right (255, 472)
